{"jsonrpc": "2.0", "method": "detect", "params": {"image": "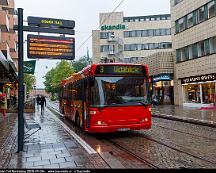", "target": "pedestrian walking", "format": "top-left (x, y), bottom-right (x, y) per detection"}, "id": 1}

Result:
top-left (36, 95), bottom-right (41, 106)
top-left (40, 96), bottom-right (46, 114)
top-left (0, 92), bottom-right (7, 118)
